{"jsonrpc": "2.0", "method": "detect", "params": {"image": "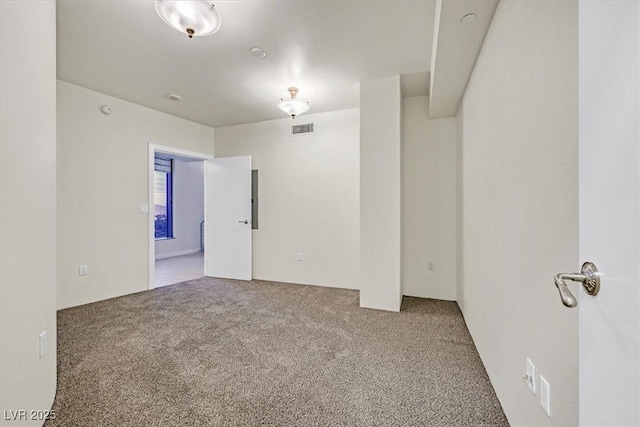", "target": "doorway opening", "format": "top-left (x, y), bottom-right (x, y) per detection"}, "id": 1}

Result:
top-left (148, 144), bottom-right (212, 289)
